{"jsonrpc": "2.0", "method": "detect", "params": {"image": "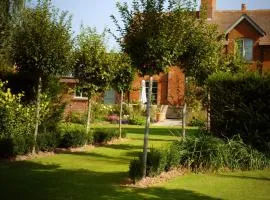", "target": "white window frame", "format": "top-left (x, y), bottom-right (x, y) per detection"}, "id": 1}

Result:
top-left (236, 38), bottom-right (253, 62)
top-left (74, 88), bottom-right (88, 99)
